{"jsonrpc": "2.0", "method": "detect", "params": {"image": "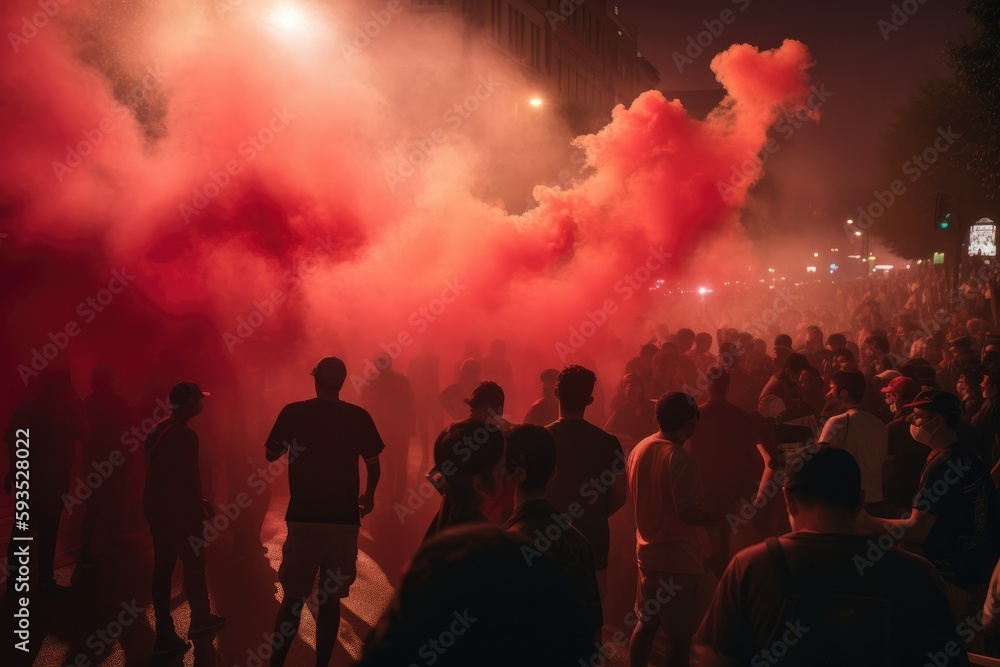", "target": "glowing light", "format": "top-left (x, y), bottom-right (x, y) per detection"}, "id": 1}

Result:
top-left (906, 264), bottom-right (911, 269)
top-left (268, 4), bottom-right (311, 36)
top-left (874, 264), bottom-right (894, 270)
top-left (698, 286), bottom-right (712, 295)
top-left (813, 252), bottom-right (819, 258)
top-left (854, 231), bottom-right (862, 237)
top-left (847, 219), bottom-right (854, 225)
top-left (529, 98), bottom-right (543, 107)
top-left (806, 266), bottom-right (817, 273)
